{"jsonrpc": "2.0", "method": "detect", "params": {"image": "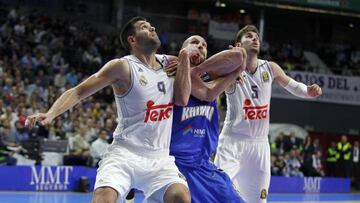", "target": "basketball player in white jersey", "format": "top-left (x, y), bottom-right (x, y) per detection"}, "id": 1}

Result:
top-left (214, 25), bottom-right (322, 203)
top-left (25, 17), bottom-right (195, 203)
